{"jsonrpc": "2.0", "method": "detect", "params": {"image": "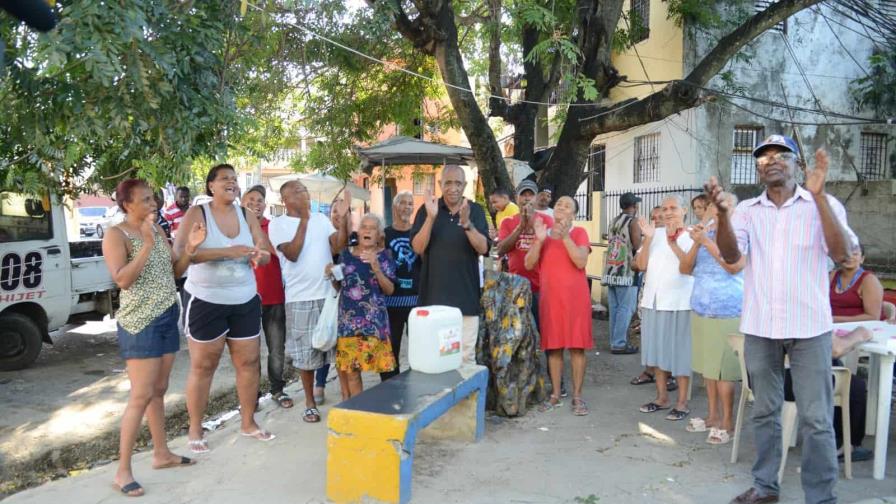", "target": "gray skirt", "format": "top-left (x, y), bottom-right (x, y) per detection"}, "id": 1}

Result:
top-left (641, 307), bottom-right (692, 377)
